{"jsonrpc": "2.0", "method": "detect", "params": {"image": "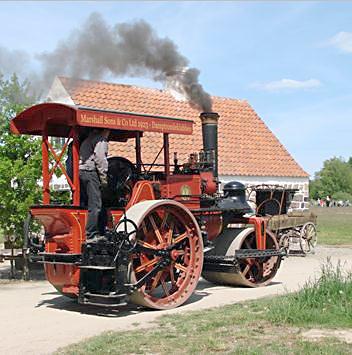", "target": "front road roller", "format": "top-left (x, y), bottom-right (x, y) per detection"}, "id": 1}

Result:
top-left (202, 227), bottom-right (282, 287)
